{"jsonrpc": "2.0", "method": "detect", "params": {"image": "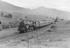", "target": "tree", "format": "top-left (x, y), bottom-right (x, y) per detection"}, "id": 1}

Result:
top-left (4, 13), bottom-right (12, 18)
top-left (1, 11), bottom-right (13, 18)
